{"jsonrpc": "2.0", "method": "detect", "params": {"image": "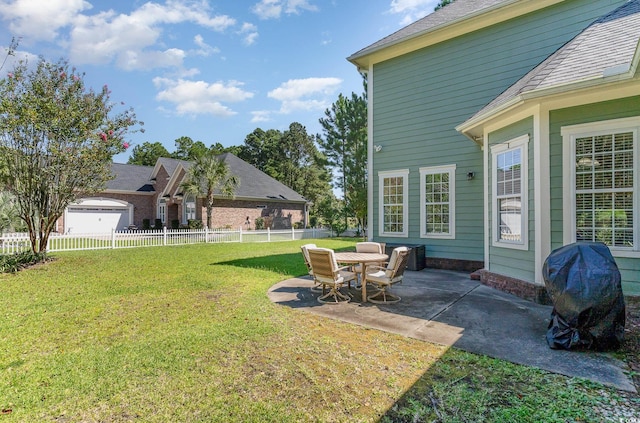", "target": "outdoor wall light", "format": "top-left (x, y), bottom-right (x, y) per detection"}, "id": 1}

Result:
top-left (467, 171), bottom-right (475, 180)
top-left (374, 144), bottom-right (383, 153)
